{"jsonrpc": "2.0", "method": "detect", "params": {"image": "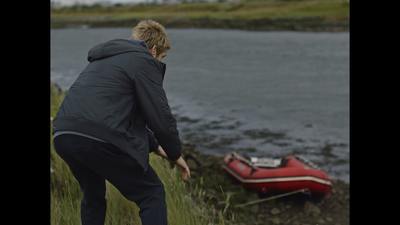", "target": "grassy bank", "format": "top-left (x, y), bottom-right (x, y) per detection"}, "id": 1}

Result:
top-left (50, 83), bottom-right (229, 225)
top-left (51, 0), bottom-right (349, 31)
